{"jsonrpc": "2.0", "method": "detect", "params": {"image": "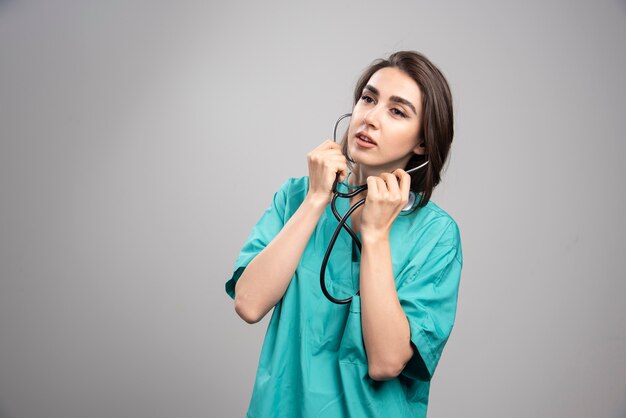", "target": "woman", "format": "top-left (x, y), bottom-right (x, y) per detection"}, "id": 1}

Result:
top-left (225, 51), bottom-right (462, 418)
